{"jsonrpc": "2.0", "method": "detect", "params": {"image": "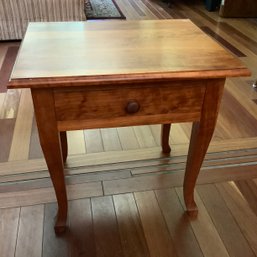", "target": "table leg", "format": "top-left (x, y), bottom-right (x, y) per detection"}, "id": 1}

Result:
top-left (183, 79), bottom-right (225, 216)
top-left (60, 131), bottom-right (68, 163)
top-left (161, 124), bottom-right (171, 154)
top-left (31, 89), bottom-right (68, 234)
